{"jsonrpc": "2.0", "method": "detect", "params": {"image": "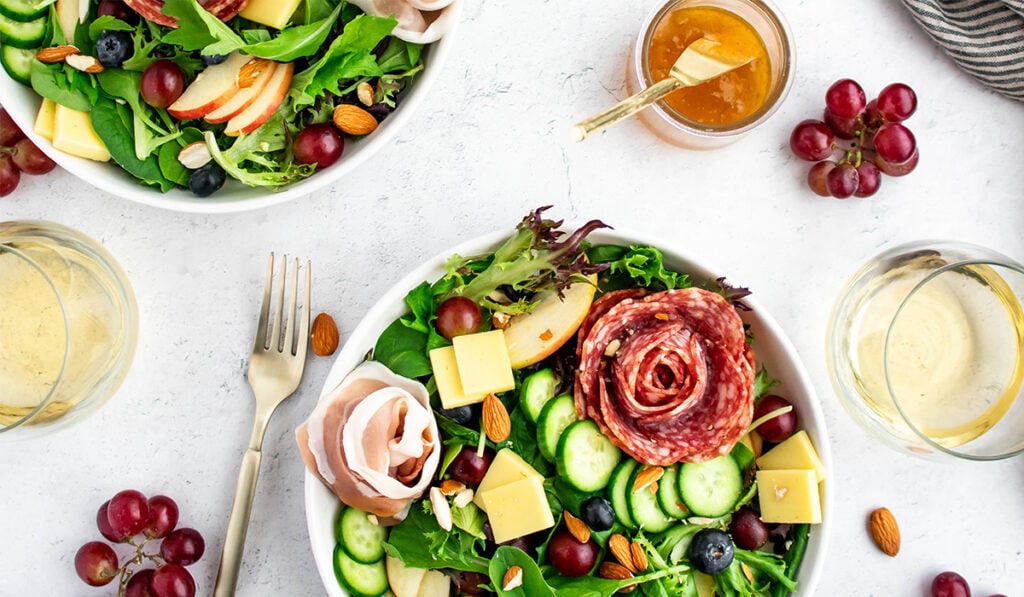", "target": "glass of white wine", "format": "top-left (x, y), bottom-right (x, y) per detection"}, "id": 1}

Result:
top-left (0, 221), bottom-right (138, 440)
top-left (827, 240), bottom-right (1024, 460)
